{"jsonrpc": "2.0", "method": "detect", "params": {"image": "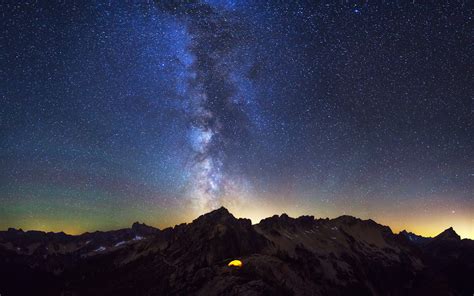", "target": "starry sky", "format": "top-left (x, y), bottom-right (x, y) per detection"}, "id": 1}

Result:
top-left (1, 0), bottom-right (472, 238)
